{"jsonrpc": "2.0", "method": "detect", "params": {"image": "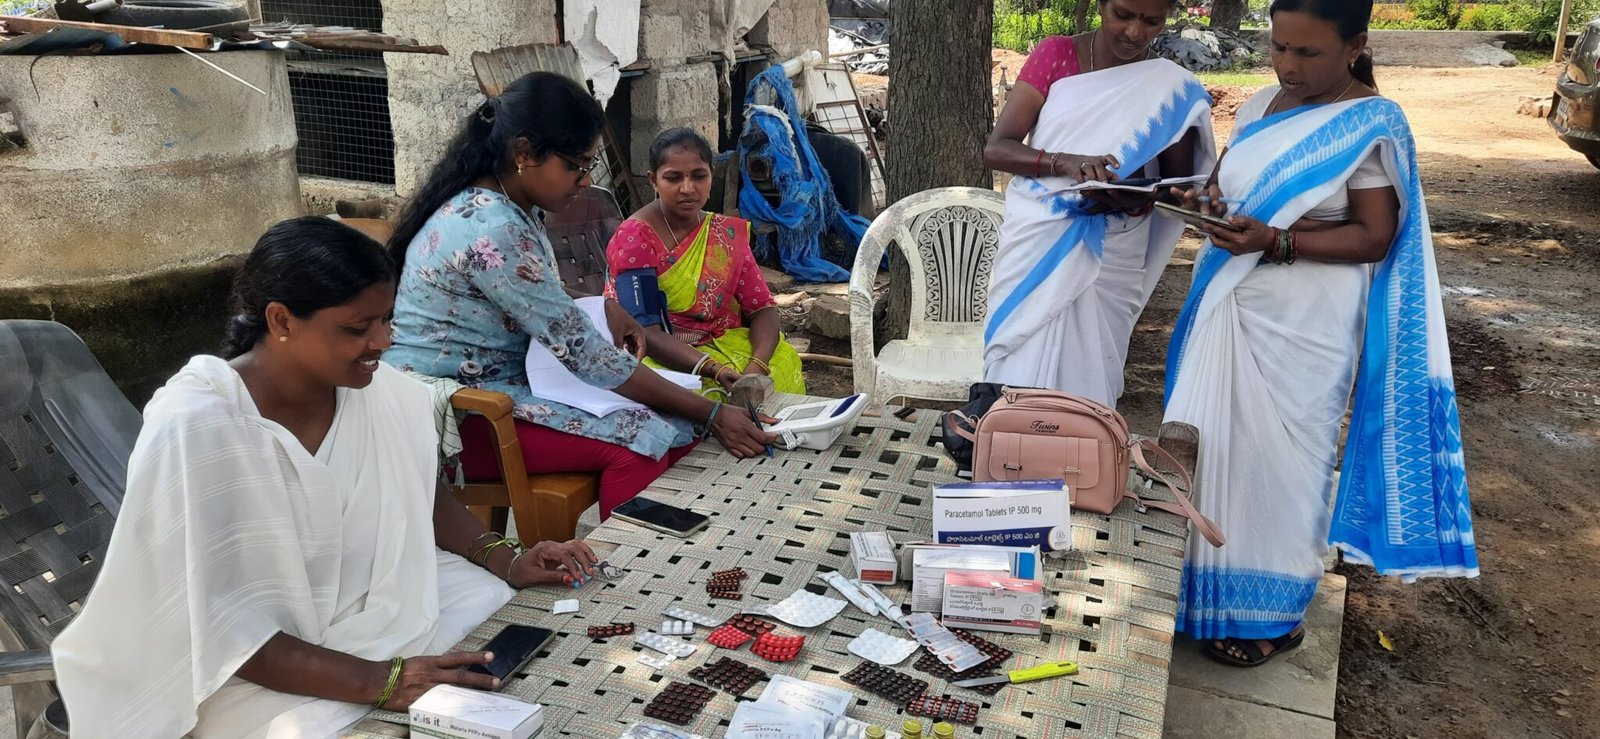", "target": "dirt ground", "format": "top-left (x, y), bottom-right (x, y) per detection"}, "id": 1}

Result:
top-left (791, 65), bottom-right (1600, 737)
